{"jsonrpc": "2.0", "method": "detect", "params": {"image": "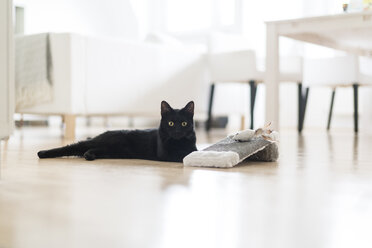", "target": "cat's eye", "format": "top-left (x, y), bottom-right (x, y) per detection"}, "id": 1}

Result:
top-left (182, 122), bottom-right (187, 127)
top-left (168, 121), bottom-right (174, 127)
